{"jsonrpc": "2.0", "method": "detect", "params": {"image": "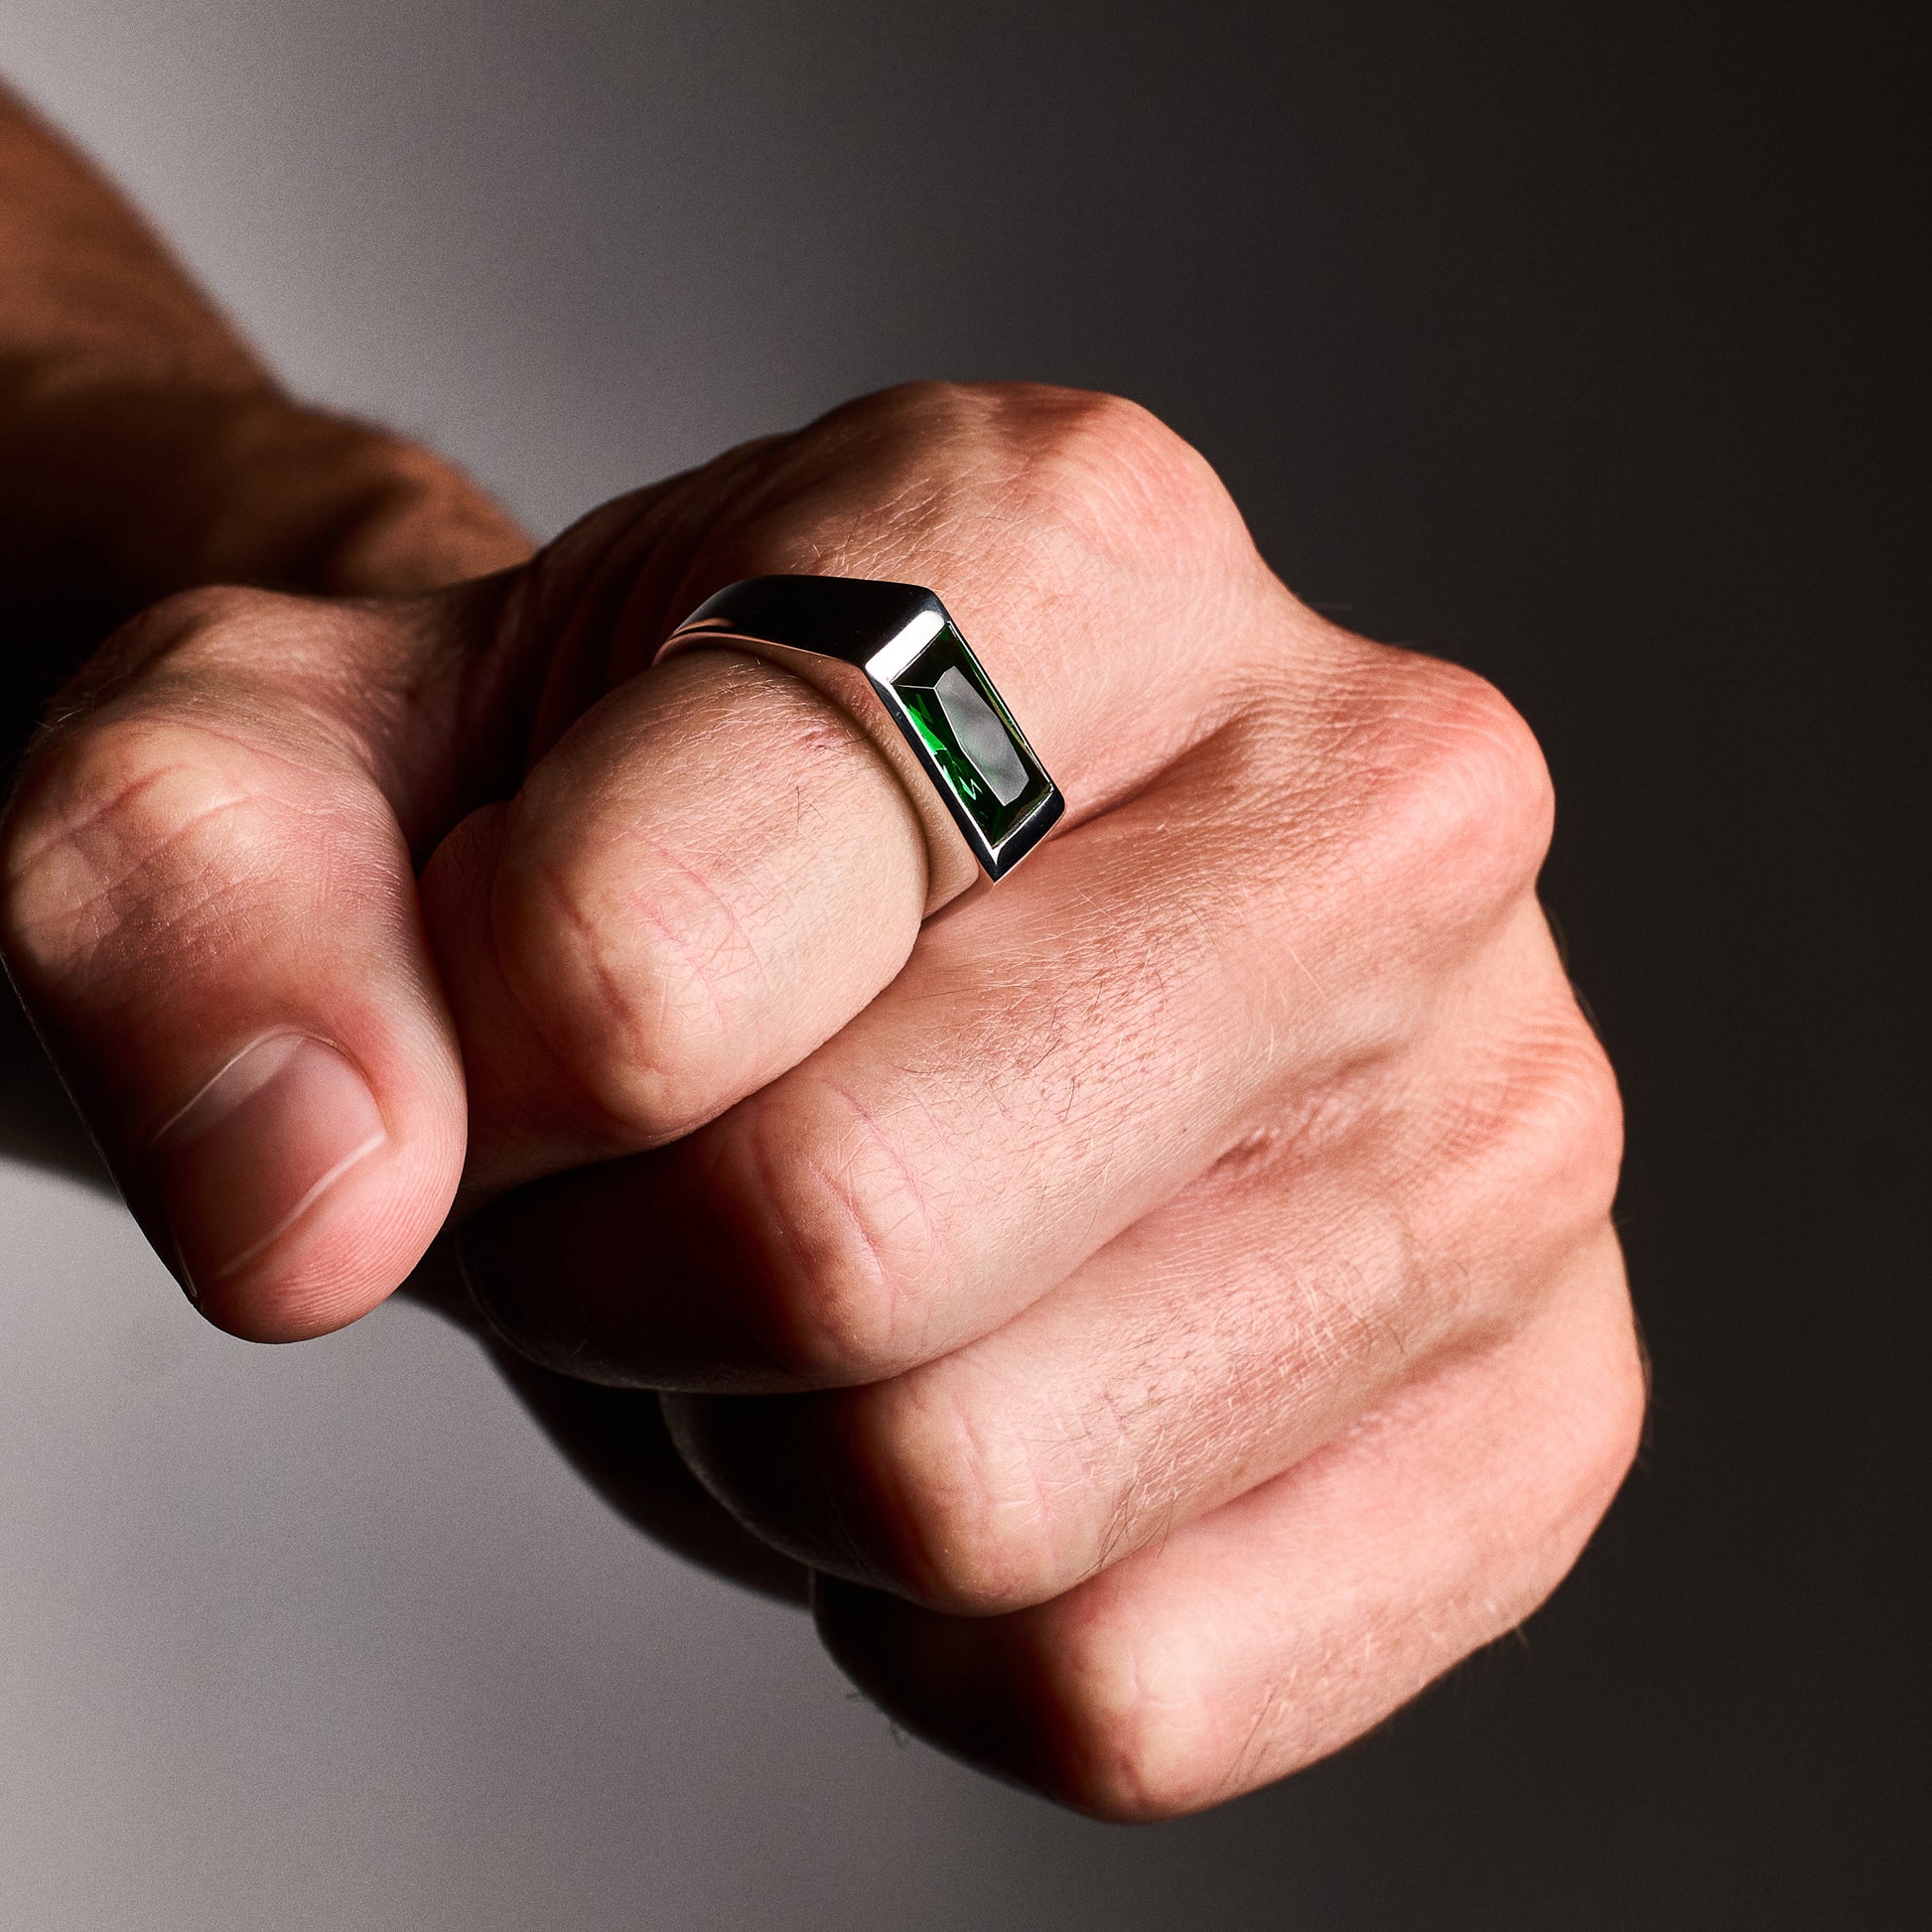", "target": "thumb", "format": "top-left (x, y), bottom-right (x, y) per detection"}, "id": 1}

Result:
top-left (0, 584), bottom-right (481, 1339)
